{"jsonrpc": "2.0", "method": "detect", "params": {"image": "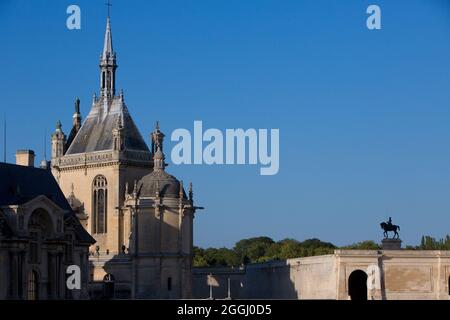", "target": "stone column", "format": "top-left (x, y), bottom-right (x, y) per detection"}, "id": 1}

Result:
top-left (0, 250), bottom-right (8, 299)
top-left (48, 252), bottom-right (56, 299)
top-left (18, 250), bottom-right (25, 299)
top-left (9, 251), bottom-right (19, 299)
